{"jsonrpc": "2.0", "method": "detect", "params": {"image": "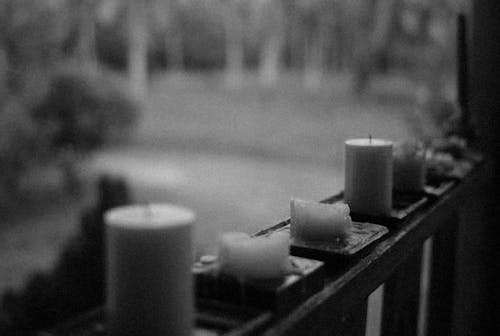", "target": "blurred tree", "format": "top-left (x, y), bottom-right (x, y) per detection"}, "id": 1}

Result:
top-left (0, 0), bottom-right (70, 97)
top-left (0, 100), bottom-right (43, 204)
top-left (1, 175), bottom-right (131, 334)
top-left (0, 0), bottom-right (67, 202)
top-left (73, 0), bottom-right (100, 66)
top-left (220, 0), bottom-right (247, 87)
top-left (344, 0), bottom-right (460, 95)
top-left (0, 0), bottom-right (137, 201)
top-left (151, 0), bottom-right (185, 71)
top-left (125, 0), bottom-right (149, 100)
top-left (253, 0), bottom-right (286, 88)
top-left (32, 66), bottom-right (136, 154)
top-left (0, 43), bottom-right (7, 99)
top-left (346, 0), bottom-right (397, 94)
top-left (293, 0), bottom-right (338, 91)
